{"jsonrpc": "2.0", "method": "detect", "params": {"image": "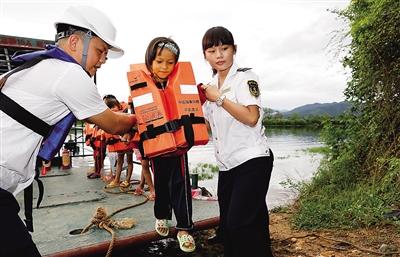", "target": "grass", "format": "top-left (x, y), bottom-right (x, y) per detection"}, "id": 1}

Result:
top-left (190, 163), bottom-right (219, 180)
